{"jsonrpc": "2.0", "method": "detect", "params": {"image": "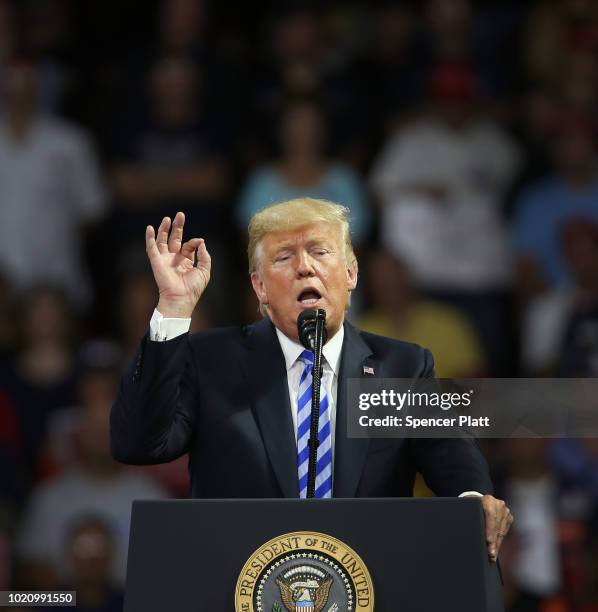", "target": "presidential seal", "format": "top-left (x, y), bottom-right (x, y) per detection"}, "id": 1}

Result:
top-left (235, 531), bottom-right (374, 612)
